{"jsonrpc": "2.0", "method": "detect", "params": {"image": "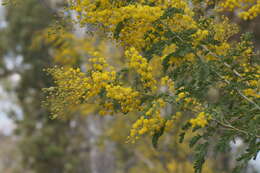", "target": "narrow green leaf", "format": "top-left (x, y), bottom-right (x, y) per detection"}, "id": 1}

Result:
top-left (152, 126), bottom-right (165, 148)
